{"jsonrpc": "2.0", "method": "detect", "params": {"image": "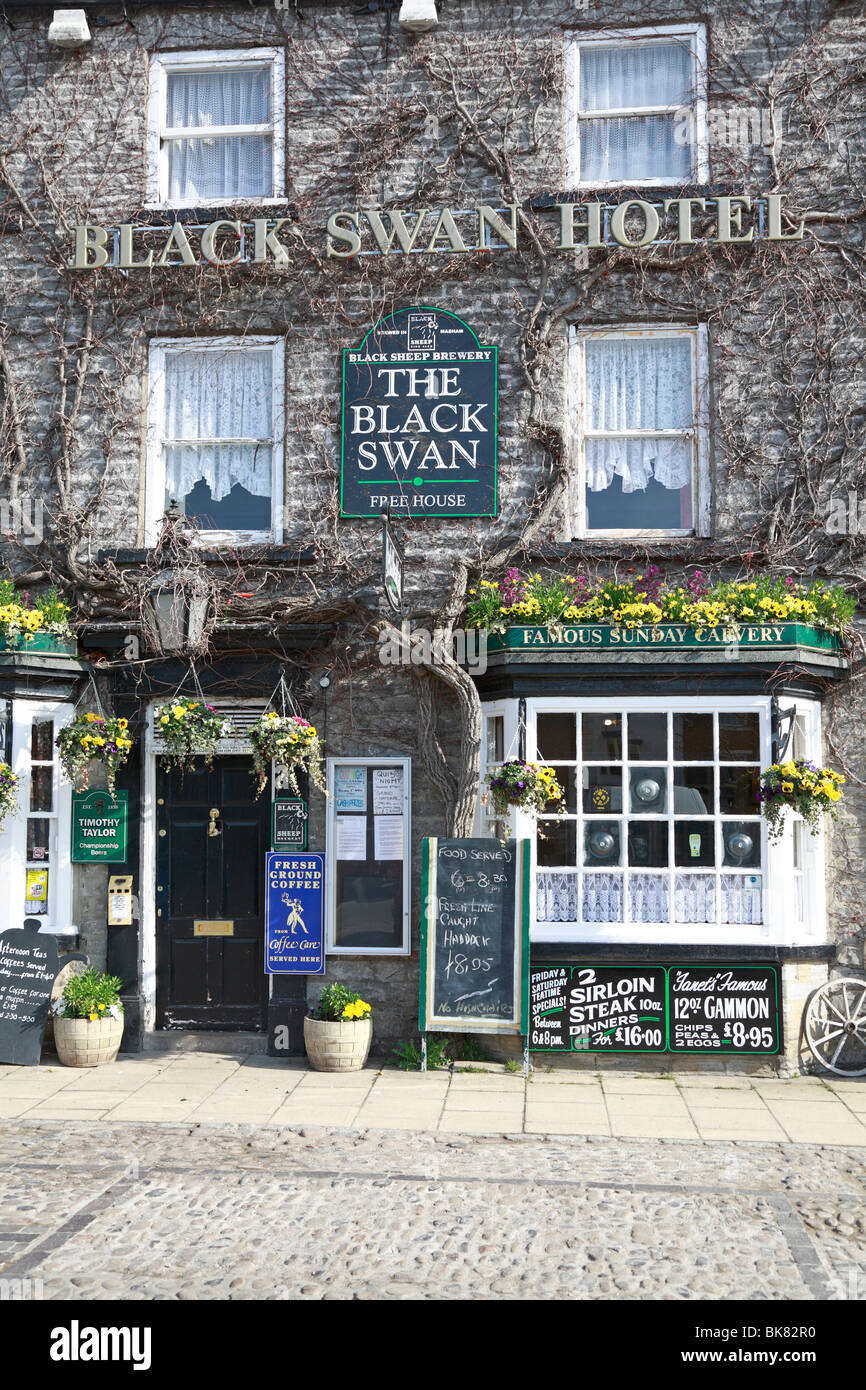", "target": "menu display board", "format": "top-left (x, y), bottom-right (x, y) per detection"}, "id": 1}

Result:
top-left (0, 925), bottom-right (61, 1065)
top-left (420, 838), bottom-right (530, 1035)
top-left (328, 760), bottom-right (409, 951)
top-left (530, 964), bottom-right (781, 1055)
